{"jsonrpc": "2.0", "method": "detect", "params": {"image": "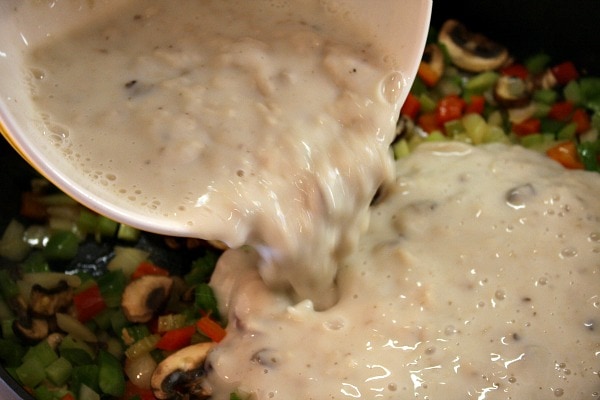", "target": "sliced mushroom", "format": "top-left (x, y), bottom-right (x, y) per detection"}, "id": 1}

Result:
top-left (121, 275), bottom-right (173, 323)
top-left (151, 342), bottom-right (215, 400)
top-left (438, 20), bottom-right (509, 72)
top-left (29, 280), bottom-right (73, 317)
top-left (13, 316), bottom-right (49, 344)
top-left (493, 74), bottom-right (533, 108)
